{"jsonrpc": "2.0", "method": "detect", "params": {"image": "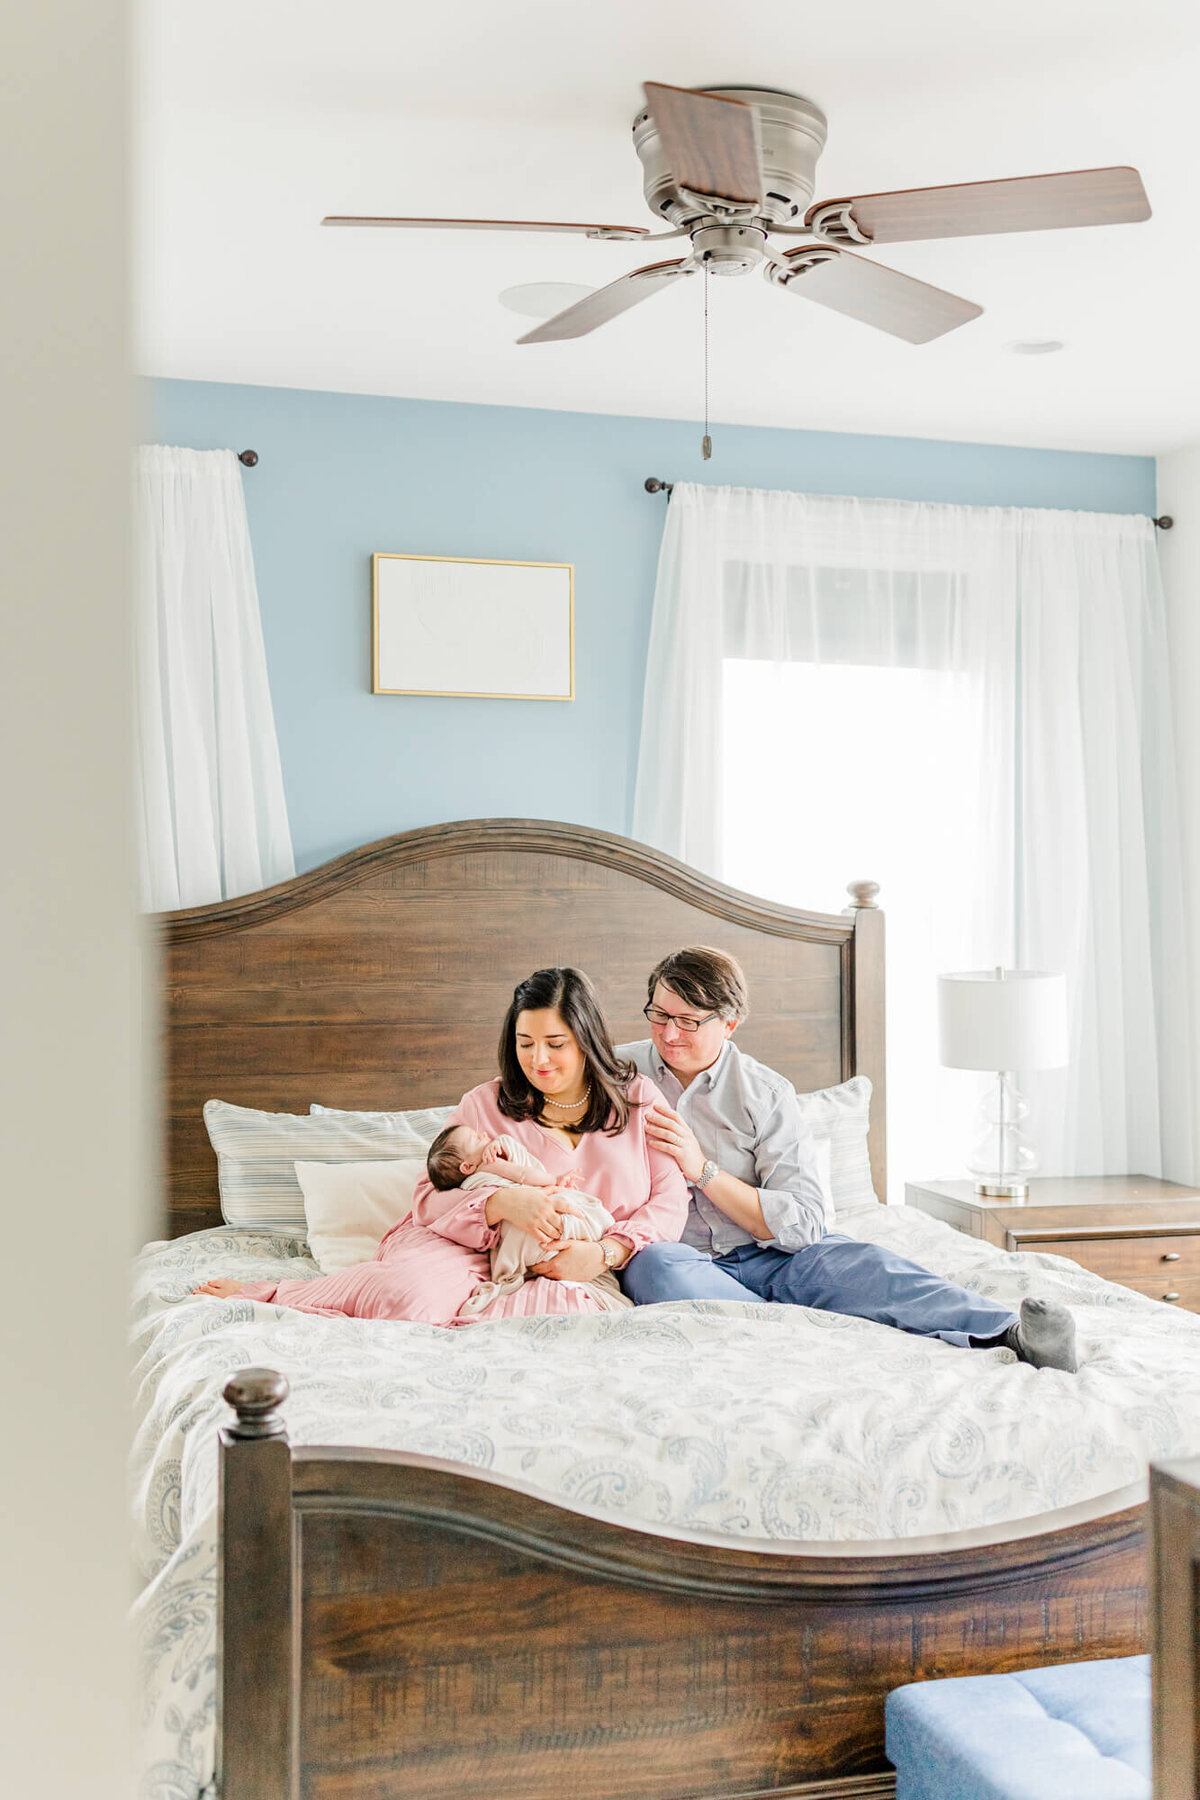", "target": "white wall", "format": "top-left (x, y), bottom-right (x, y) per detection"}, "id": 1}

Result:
top-left (1156, 450), bottom-right (1200, 1183)
top-left (0, 4), bottom-right (143, 1795)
